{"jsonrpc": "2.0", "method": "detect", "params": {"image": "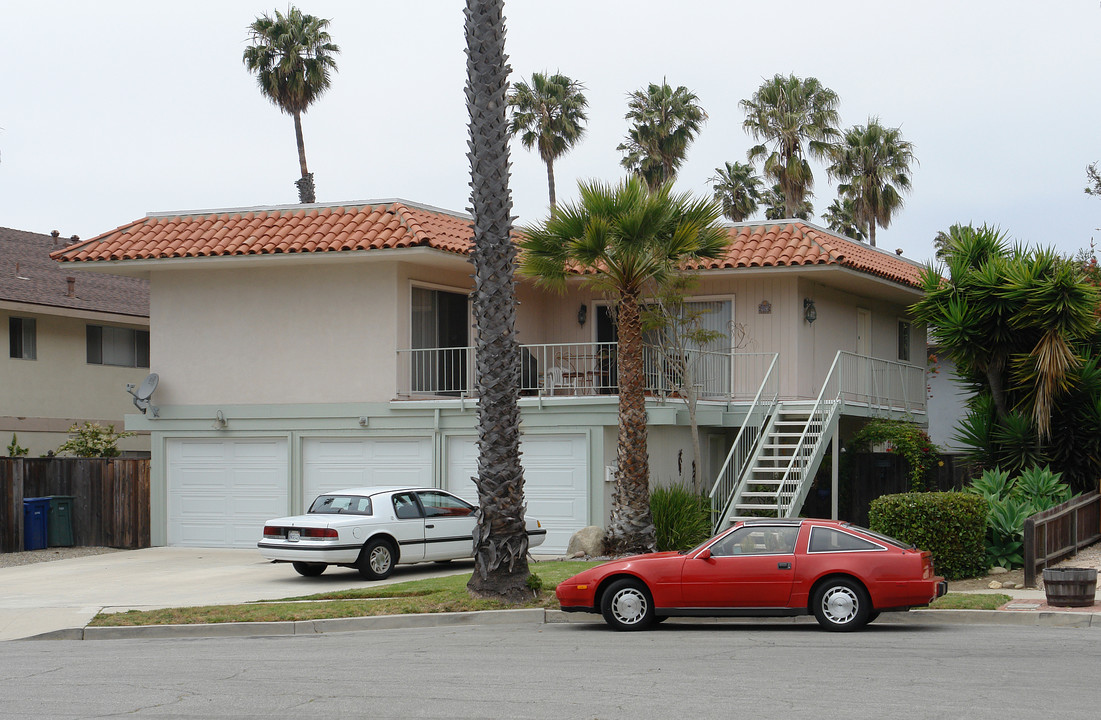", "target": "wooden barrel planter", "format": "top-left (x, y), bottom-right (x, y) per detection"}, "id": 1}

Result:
top-left (1042, 568), bottom-right (1098, 607)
